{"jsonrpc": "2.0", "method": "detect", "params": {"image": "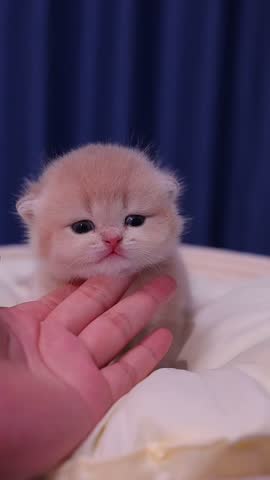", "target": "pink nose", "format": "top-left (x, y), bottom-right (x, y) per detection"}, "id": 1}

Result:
top-left (103, 235), bottom-right (122, 250)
